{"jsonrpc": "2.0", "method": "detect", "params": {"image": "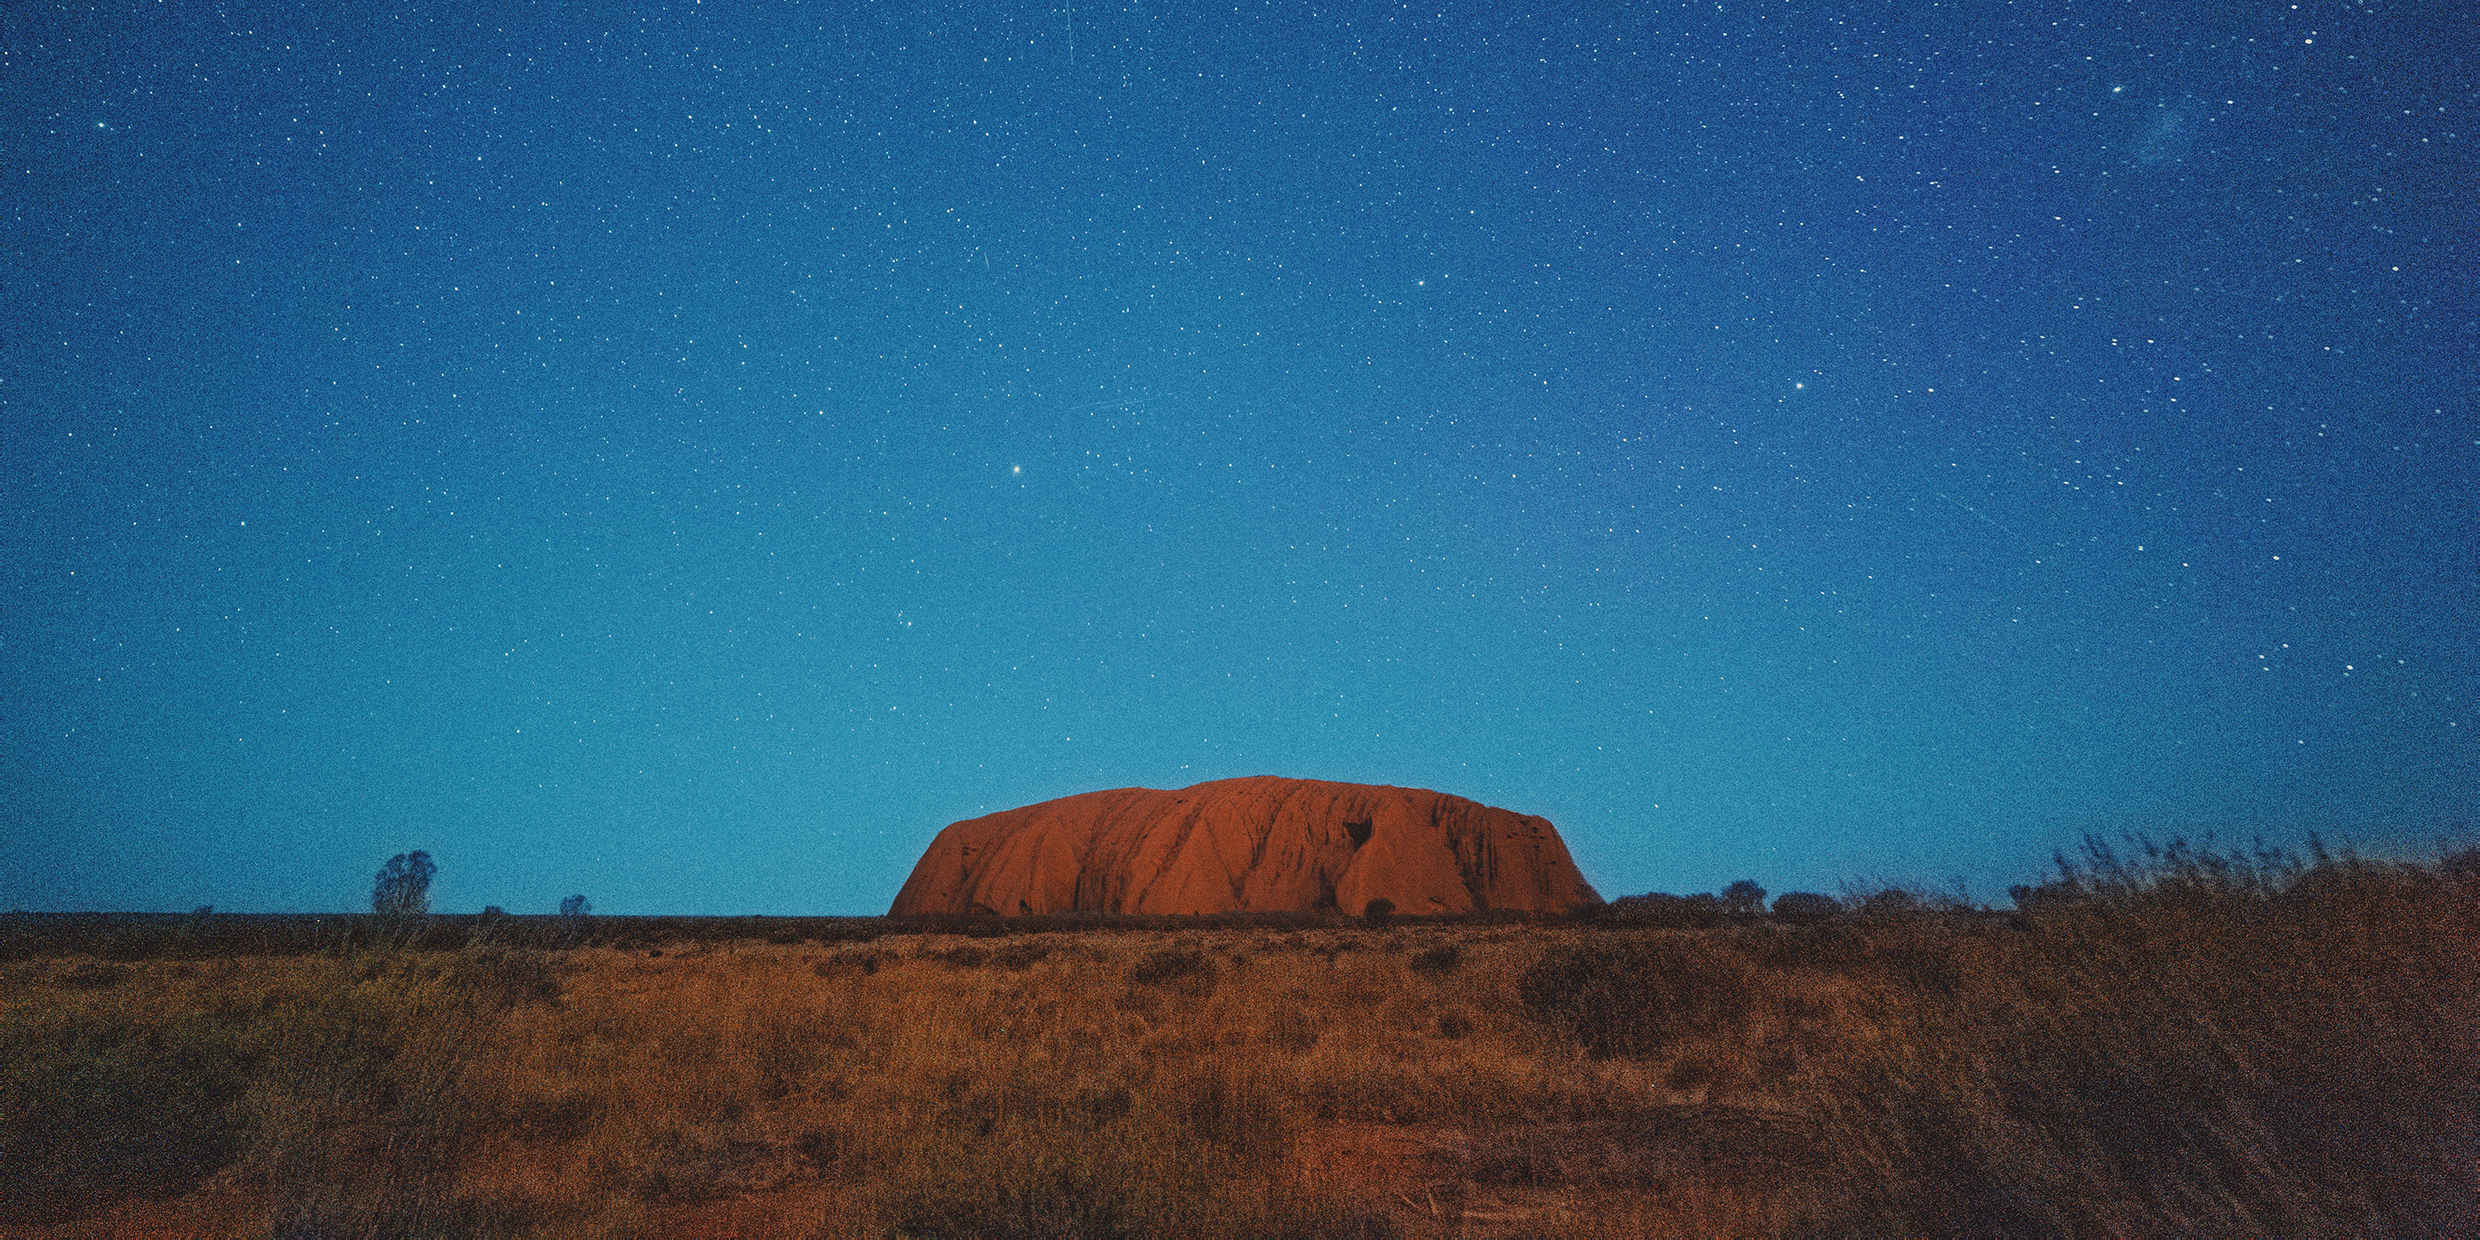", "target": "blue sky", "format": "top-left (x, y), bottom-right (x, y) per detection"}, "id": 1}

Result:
top-left (4, 0), bottom-right (2471, 913)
